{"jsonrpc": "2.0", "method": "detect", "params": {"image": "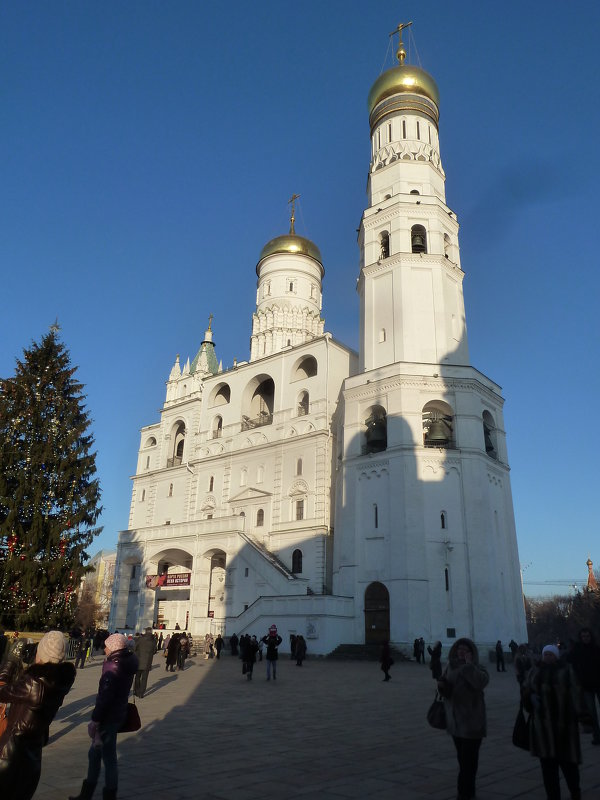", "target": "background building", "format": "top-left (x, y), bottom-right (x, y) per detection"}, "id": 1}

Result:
top-left (109, 29), bottom-right (527, 652)
top-left (80, 549), bottom-right (116, 626)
